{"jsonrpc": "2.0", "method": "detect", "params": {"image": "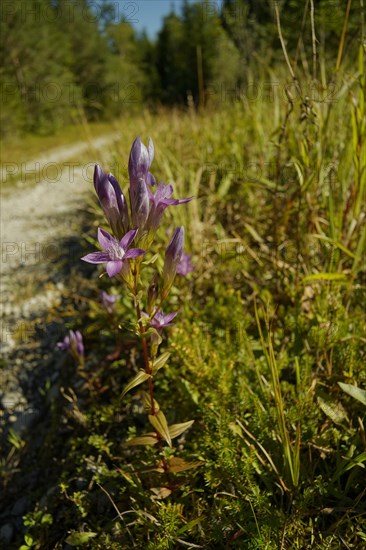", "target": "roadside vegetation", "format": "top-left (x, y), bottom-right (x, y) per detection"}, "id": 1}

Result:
top-left (0, 1), bottom-right (365, 548)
